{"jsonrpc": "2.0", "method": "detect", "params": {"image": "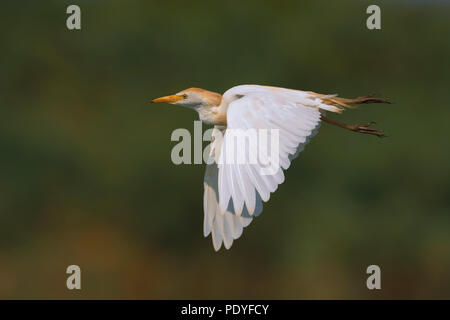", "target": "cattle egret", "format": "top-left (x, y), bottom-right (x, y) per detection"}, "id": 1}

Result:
top-left (152, 85), bottom-right (390, 251)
